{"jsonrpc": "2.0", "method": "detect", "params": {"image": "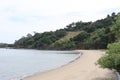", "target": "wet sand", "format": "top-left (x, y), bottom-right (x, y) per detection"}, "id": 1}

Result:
top-left (23, 50), bottom-right (115, 80)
